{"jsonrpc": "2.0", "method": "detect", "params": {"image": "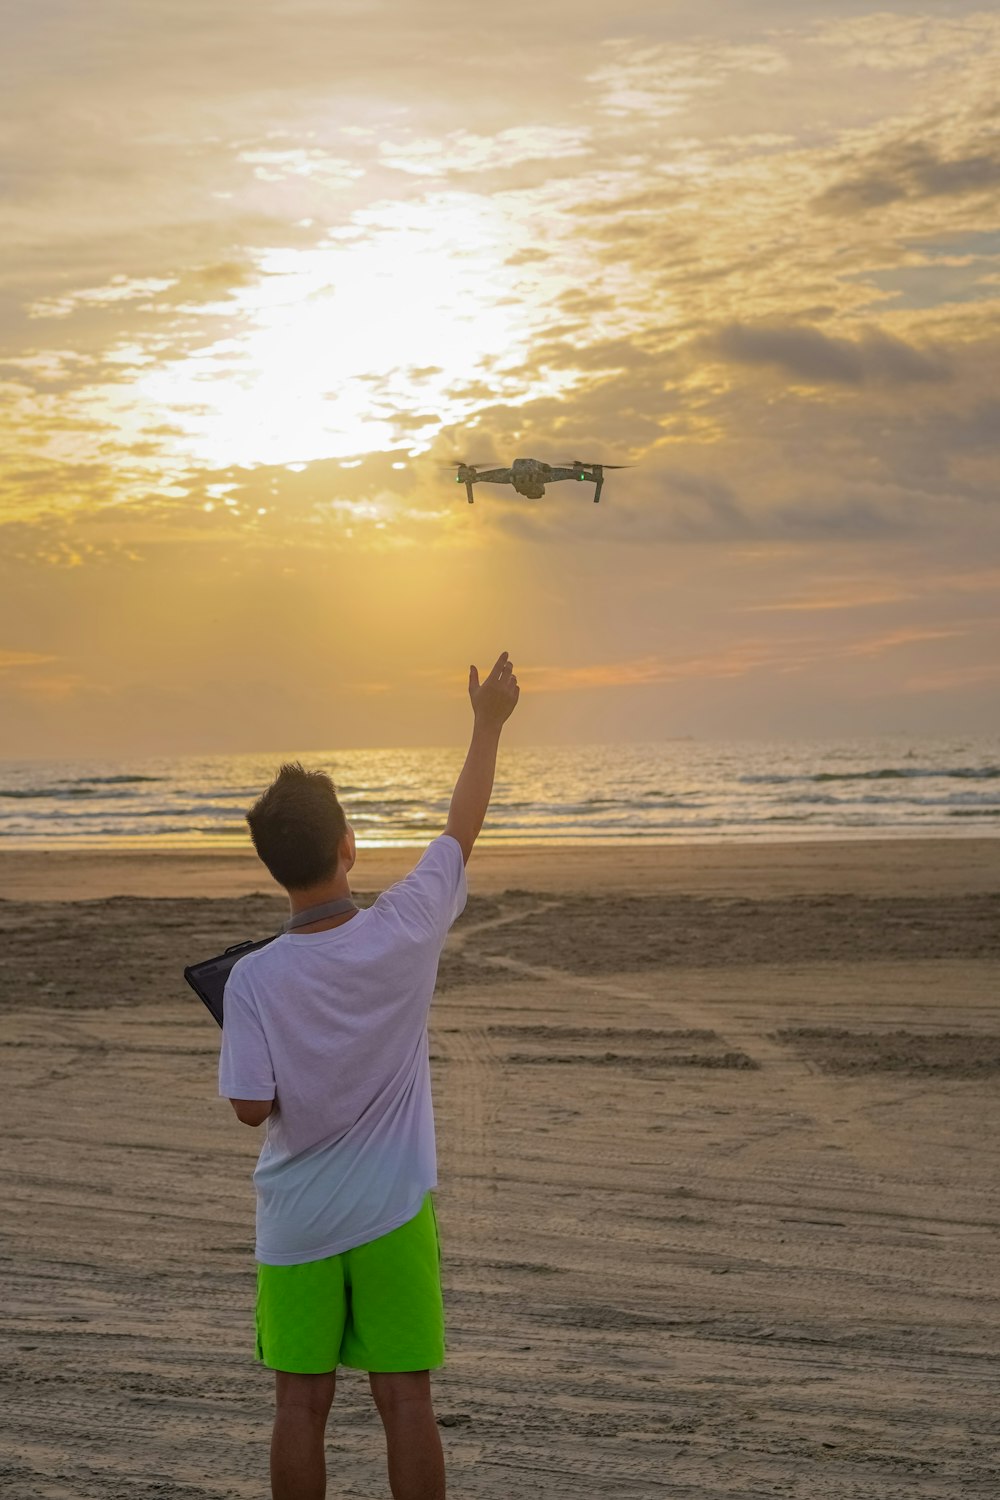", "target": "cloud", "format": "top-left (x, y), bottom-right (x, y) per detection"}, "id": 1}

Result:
top-left (585, 37), bottom-right (789, 122)
top-left (705, 321), bottom-right (951, 386)
top-left (814, 12), bottom-right (1000, 74)
top-left (741, 585), bottom-right (914, 613)
top-left (416, 639), bottom-right (790, 695)
top-left (0, 649), bottom-right (58, 670)
top-left (28, 275), bottom-right (177, 321)
top-left (379, 125), bottom-right (591, 177)
top-left (12, 672), bottom-right (88, 703)
top-left (518, 646), bottom-right (775, 691)
top-left (815, 134), bottom-right (1000, 215)
top-left (900, 660), bottom-right (1000, 693)
top-left (453, 620), bottom-right (984, 696)
top-left (841, 626), bottom-right (967, 659)
top-left (505, 248), bottom-right (551, 267)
